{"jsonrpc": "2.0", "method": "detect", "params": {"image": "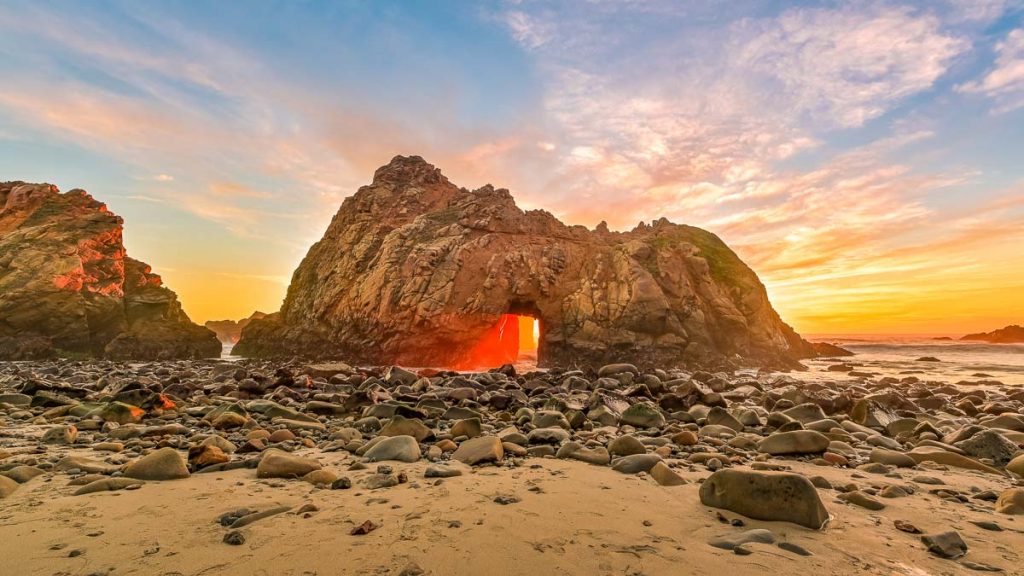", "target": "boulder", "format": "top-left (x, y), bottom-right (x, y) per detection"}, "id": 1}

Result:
top-left (555, 442), bottom-right (611, 466)
top-left (611, 453), bottom-right (662, 474)
top-left (0, 476), bottom-right (19, 499)
top-left (123, 447), bottom-right (190, 481)
top-left (363, 435), bottom-right (421, 463)
top-left (1008, 454), bottom-right (1024, 477)
top-left (74, 478), bottom-right (144, 495)
top-left (450, 418), bottom-right (483, 439)
top-left (869, 448), bottom-right (916, 468)
top-left (953, 429), bottom-right (1019, 466)
top-left (907, 447), bottom-right (1003, 475)
top-left (995, 488), bottom-right (1024, 515)
top-left (608, 435), bottom-right (646, 457)
top-left (256, 449), bottom-right (322, 478)
top-left (699, 469), bottom-right (829, 529)
top-left (451, 436), bottom-right (504, 466)
top-left (2, 466), bottom-right (45, 483)
top-left (757, 430), bottom-right (830, 455)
